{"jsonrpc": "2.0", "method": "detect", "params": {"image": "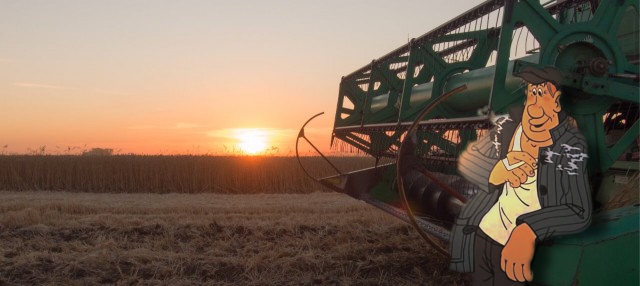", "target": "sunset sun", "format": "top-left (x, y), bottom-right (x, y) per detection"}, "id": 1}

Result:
top-left (235, 129), bottom-right (269, 155)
